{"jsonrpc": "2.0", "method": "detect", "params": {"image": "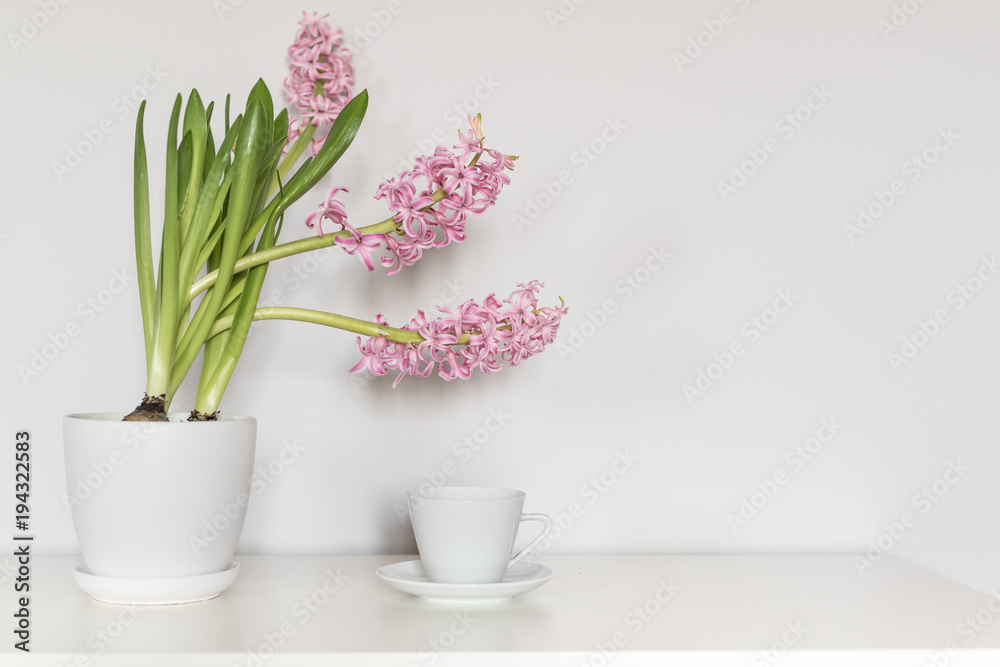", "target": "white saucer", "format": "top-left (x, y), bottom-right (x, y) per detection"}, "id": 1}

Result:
top-left (376, 559), bottom-right (553, 603)
top-left (73, 561), bottom-right (241, 605)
